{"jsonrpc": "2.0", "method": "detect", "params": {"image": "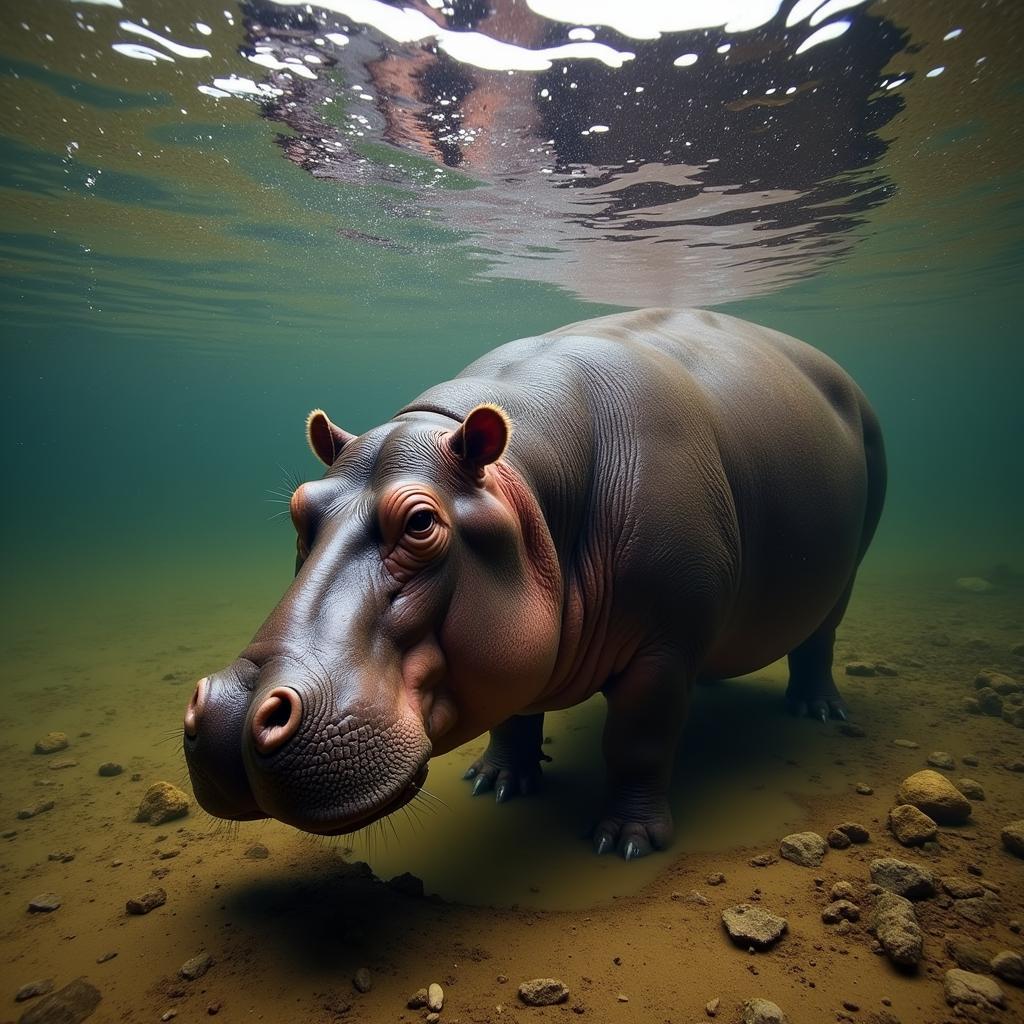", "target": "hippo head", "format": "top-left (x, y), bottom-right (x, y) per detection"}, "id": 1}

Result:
top-left (183, 405), bottom-right (562, 835)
